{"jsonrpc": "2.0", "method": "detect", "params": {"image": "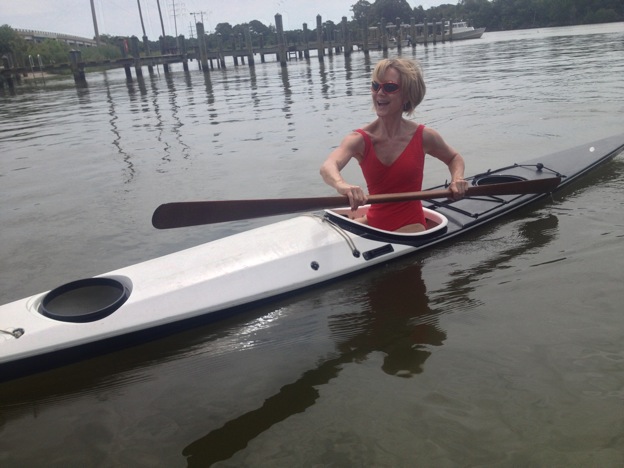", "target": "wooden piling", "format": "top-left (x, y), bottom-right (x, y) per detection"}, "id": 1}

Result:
top-left (244, 26), bottom-right (255, 66)
top-left (159, 37), bottom-right (170, 73)
top-left (232, 38), bottom-right (239, 66)
top-left (216, 34), bottom-right (225, 68)
top-left (69, 50), bottom-right (86, 84)
top-left (316, 15), bottom-right (324, 59)
top-left (131, 36), bottom-right (143, 78)
top-left (303, 24), bottom-right (310, 59)
top-left (381, 18), bottom-right (388, 52)
top-left (341, 17), bottom-right (351, 57)
top-left (361, 19), bottom-right (370, 56)
top-left (275, 14), bottom-right (287, 66)
top-left (142, 35), bottom-right (154, 74)
top-left (258, 34), bottom-right (266, 63)
top-left (179, 35), bottom-right (189, 71)
top-left (196, 22), bottom-right (209, 72)
top-left (1, 55), bottom-right (15, 91)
